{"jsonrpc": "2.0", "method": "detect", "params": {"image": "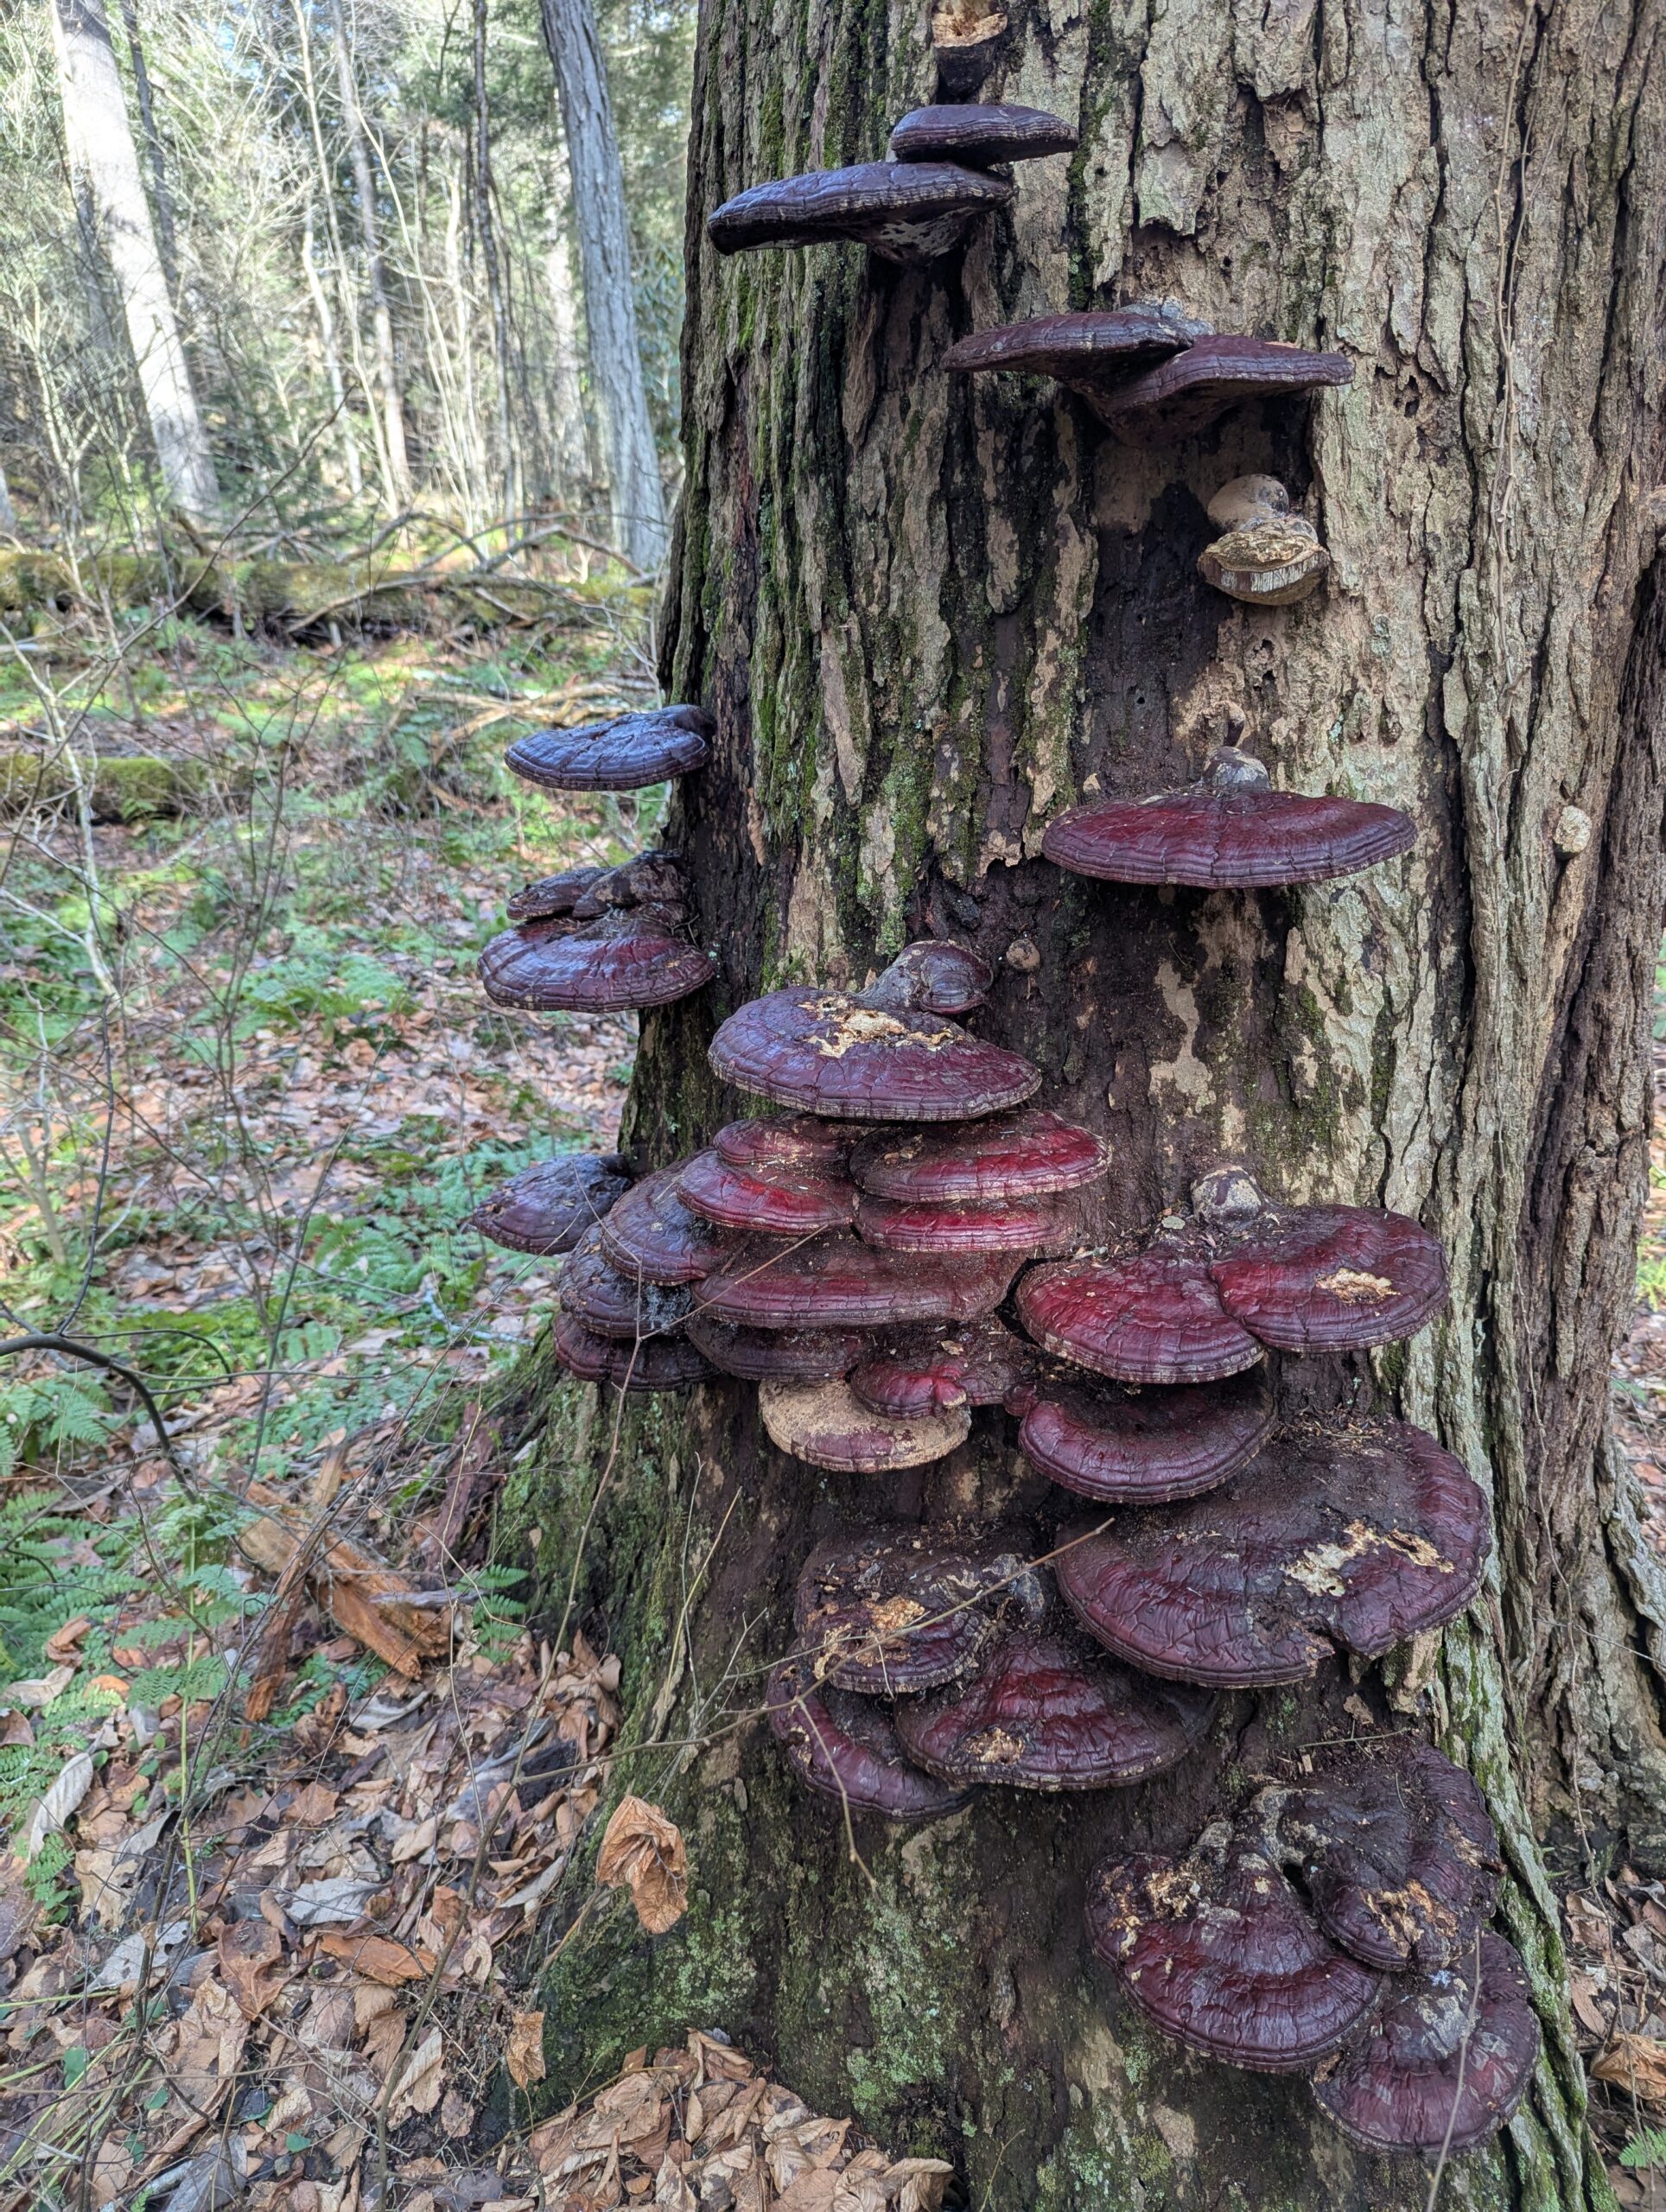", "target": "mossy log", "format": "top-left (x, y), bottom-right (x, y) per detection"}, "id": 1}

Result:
top-left (0, 747), bottom-right (201, 819)
top-left (497, 0), bottom-right (1666, 2206)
